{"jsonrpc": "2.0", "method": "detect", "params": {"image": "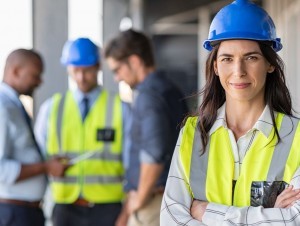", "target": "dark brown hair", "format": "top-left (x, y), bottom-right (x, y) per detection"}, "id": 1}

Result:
top-left (104, 29), bottom-right (155, 67)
